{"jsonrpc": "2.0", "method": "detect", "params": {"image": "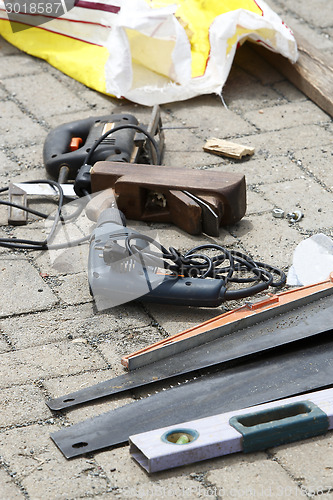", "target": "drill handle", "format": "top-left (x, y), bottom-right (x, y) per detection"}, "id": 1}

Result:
top-left (43, 117), bottom-right (98, 180)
